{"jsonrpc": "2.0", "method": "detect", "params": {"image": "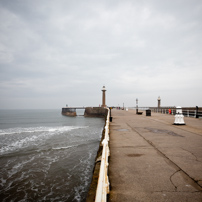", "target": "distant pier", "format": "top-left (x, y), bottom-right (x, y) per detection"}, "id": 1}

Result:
top-left (61, 107), bottom-right (79, 116)
top-left (61, 107), bottom-right (108, 118)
